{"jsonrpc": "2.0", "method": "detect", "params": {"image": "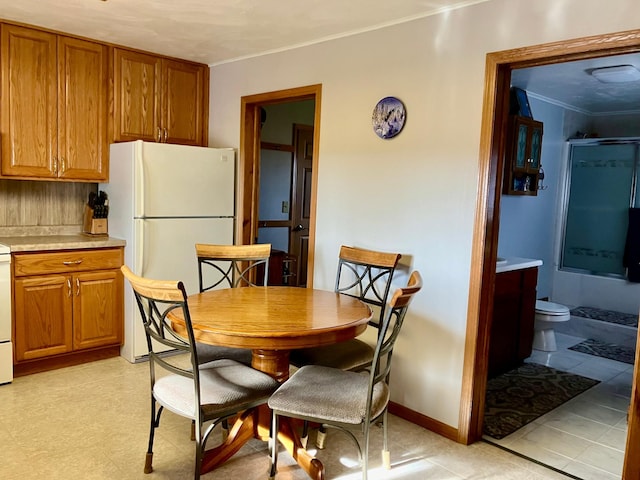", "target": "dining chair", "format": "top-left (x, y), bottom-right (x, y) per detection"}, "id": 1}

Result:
top-left (290, 245), bottom-right (401, 371)
top-left (289, 245), bottom-right (401, 448)
top-left (194, 243), bottom-right (271, 366)
top-left (268, 271), bottom-right (422, 480)
top-left (121, 265), bottom-right (279, 480)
